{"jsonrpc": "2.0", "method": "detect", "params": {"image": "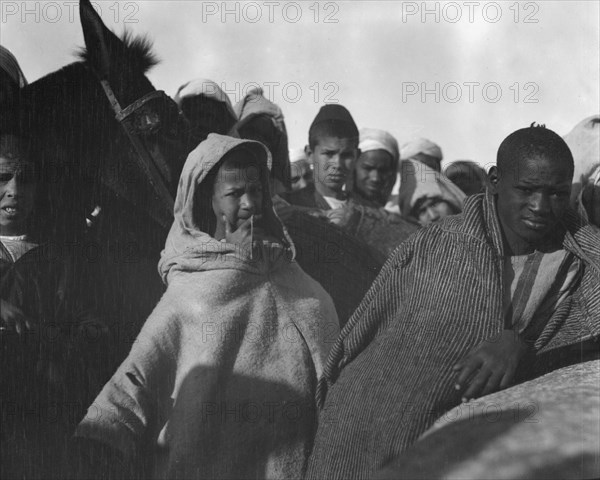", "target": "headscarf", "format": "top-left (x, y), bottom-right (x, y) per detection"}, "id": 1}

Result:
top-left (158, 134), bottom-right (292, 284)
top-left (174, 78), bottom-right (236, 119)
top-left (358, 128), bottom-right (400, 162)
top-left (232, 87), bottom-right (290, 188)
top-left (398, 159), bottom-right (466, 220)
top-left (400, 138), bottom-right (443, 163)
top-left (348, 128), bottom-right (400, 206)
top-left (563, 115), bottom-right (600, 206)
top-left (0, 46), bottom-right (27, 88)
